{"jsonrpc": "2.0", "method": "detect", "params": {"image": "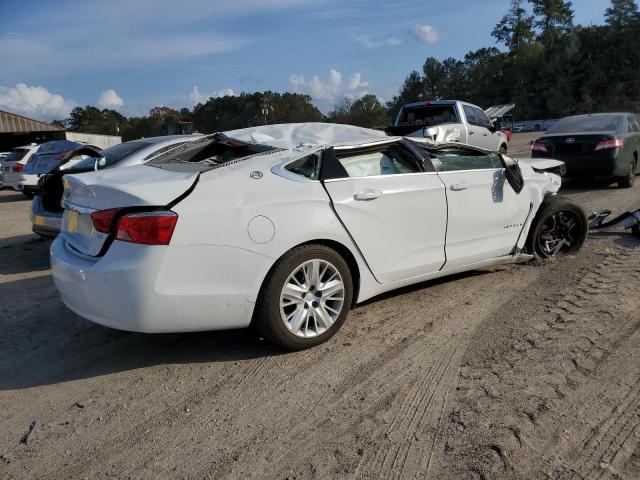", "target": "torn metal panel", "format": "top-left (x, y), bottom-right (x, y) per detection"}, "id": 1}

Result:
top-left (589, 208), bottom-right (640, 238)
